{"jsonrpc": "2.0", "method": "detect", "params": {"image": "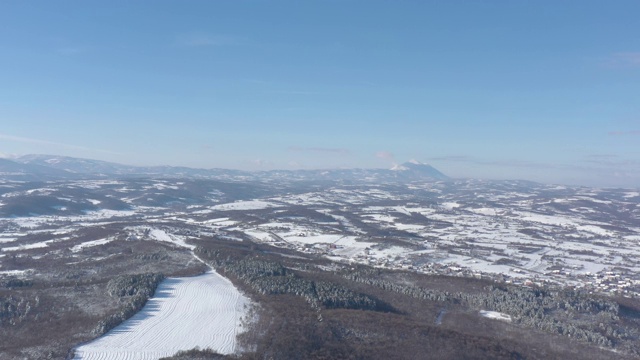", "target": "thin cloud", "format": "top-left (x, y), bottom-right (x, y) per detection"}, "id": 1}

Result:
top-left (374, 151), bottom-right (394, 160)
top-left (0, 133), bottom-right (122, 155)
top-left (288, 146), bottom-right (350, 155)
top-left (378, 153), bottom-right (637, 187)
top-left (426, 155), bottom-right (559, 169)
top-left (583, 158), bottom-right (640, 167)
top-left (0, 152), bottom-right (13, 159)
top-left (426, 155), bottom-right (473, 162)
top-left (608, 130), bottom-right (640, 136)
top-left (427, 154), bottom-right (639, 187)
top-left (430, 154), bottom-right (640, 175)
top-left (484, 159), bottom-right (558, 169)
top-left (606, 52), bottom-right (640, 68)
